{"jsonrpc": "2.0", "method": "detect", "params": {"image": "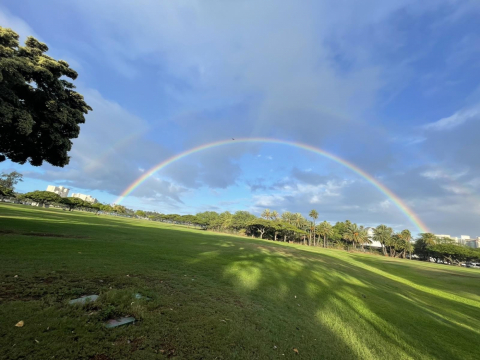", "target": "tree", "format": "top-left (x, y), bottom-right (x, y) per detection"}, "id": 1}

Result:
top-left (293, 213), bottom-right (304, 228)
top-left (281, 211), bottom-right (293, 224)
top-left (0, 27), bottom-right (92, 166)
top-left (21, 190), bottom-right (61, 207)
top-left (309, 209), bottom-right (318, 246)
top-left (58, 197), bottom-right (89, 211)
top-left (247, 219), bottom-right (271, 239)
top-left (343, 223), bottom-right (367, 249)
top-left (0, 185), bottom-right (14, 198)
top-left (59, 197), bottom-right (74, 211)
top-left (373, 225), bottom-right (393, 256)
top-left (317, 221), bottom-right (333, 248)
top-left (195, 211), bottom-right (219, 229)
top-left (0, 171), bottom-right (23, 190)
top-left (400, 229), bottom-right (412, 259)
top-left (112, 204), bottom-right (127, 214)
top-left (231, 211), bottom-right (256, 232)
top-left (414, 233), bottom-right (438, 260)
top-left (261, 209), bottom-right (271, 220)
top-left (101, 204), bottom-right (113, 213)
top-left (135, 210), bottom-right (146, 218)
top-left (90, 202), bottom-right (103, 214)
top-left (271, 210), bottom-right (279, 221)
